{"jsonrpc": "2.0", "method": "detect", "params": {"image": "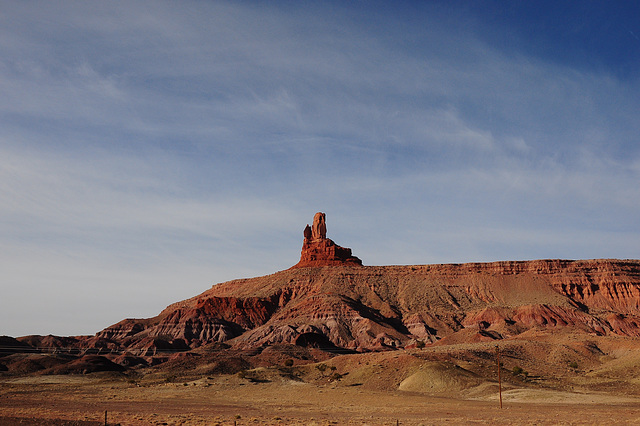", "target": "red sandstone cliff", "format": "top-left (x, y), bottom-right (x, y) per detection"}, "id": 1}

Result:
top-left (87, 215), bottom-right (640, 352)
top-left (96, 259), bottom-right (640, 352)
top-left (10, 213), bottom-right (640, 378)
top-left (293, 238), bottom-right (362, 268)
